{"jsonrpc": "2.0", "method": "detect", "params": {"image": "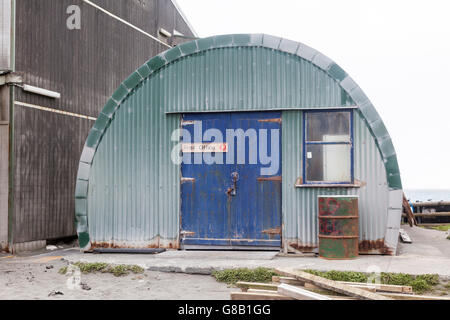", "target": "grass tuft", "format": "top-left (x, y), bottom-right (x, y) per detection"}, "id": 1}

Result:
top-left (58, 266), bottom-right (68, 275)
top-left (212, 267), bottom-right (277, 284)
top-left (432, 224), bottom-right (450, 232)
top-left (66, 262), bottom-right (144, 277)
top-left (303, 270), bottom-right (440, 294)
top-left (304, 270), bottom-right (368, 283)
top-left (420, 224), bottom-right (450, 232)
